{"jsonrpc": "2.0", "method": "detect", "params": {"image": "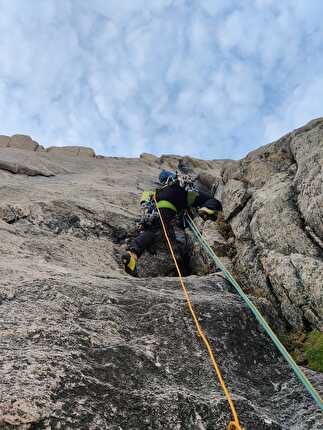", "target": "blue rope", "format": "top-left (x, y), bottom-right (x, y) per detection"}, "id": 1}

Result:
top-left (186, 214), bottom-right (323, 411)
